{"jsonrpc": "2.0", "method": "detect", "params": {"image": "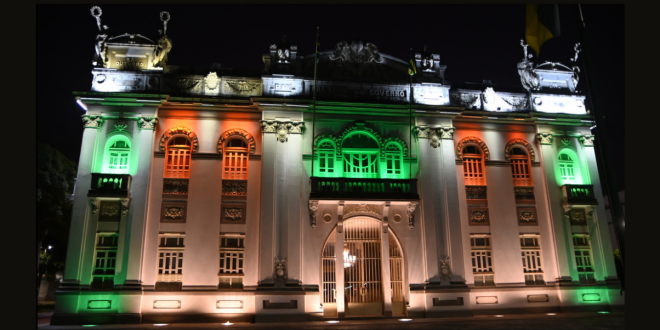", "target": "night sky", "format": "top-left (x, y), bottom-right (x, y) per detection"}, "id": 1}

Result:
top-left (37, 4), bottom-right (624, 190)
